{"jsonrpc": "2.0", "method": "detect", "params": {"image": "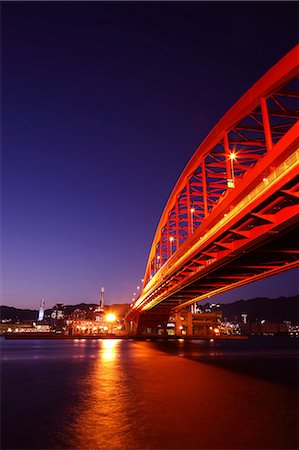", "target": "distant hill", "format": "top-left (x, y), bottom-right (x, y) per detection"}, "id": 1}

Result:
top-left (0, 306), bottom-right (39, 322)
top-left (1, 296), bottom-right (298, 323)
top-left (220, 296), bottom-right (298, 324)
